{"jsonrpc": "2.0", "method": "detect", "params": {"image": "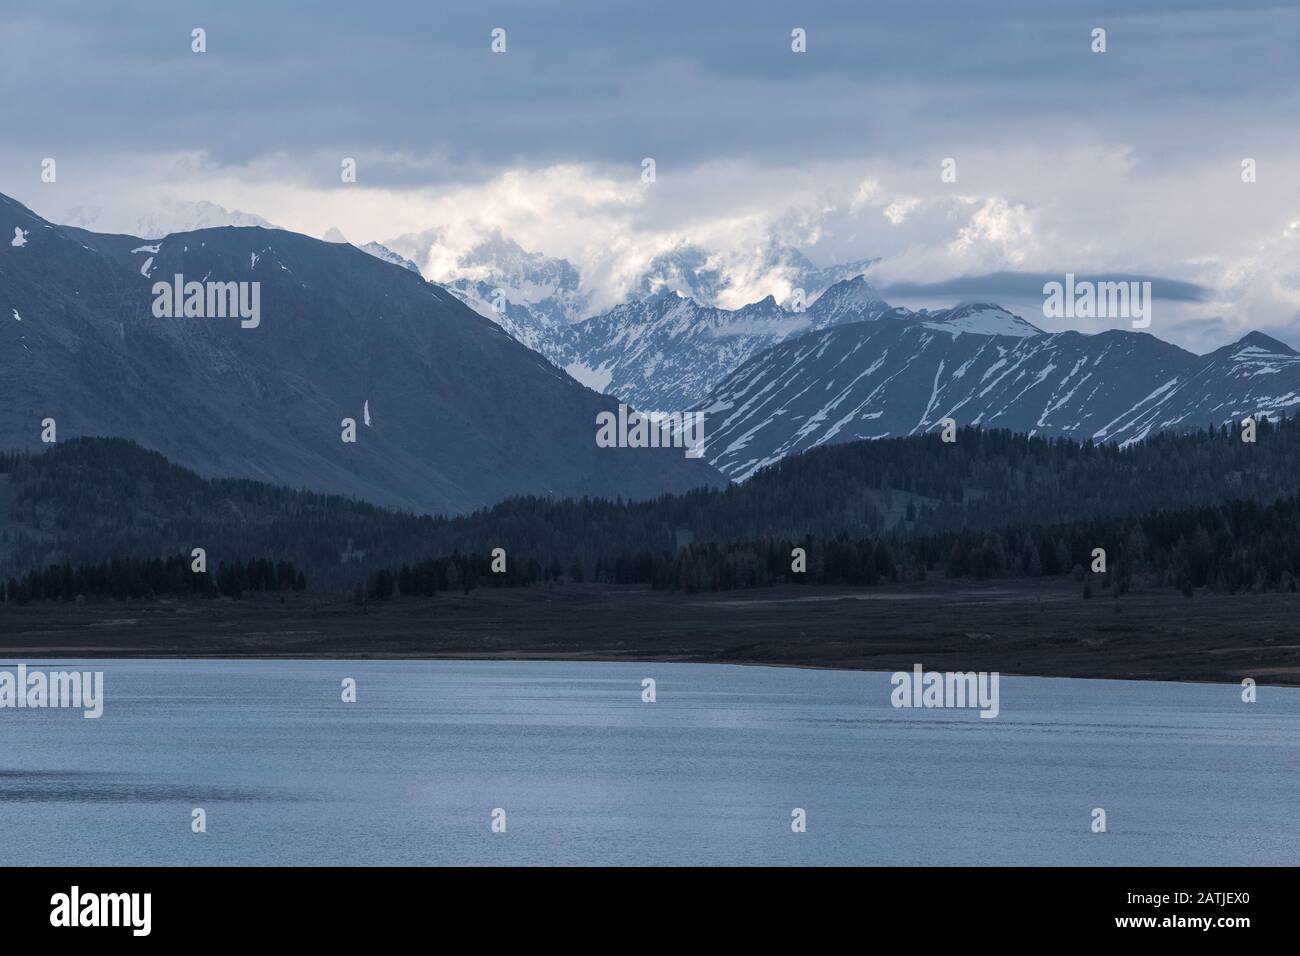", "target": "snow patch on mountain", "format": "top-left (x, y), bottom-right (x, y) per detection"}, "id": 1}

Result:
top-left (359, 242), bottom-right (422, 277)
top-left (695, 321), bottom-right (1300, 481)
top-left (565, 361), bottom-right (614, 392)
top-left (922, 304), bottom-right (1041, 338)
